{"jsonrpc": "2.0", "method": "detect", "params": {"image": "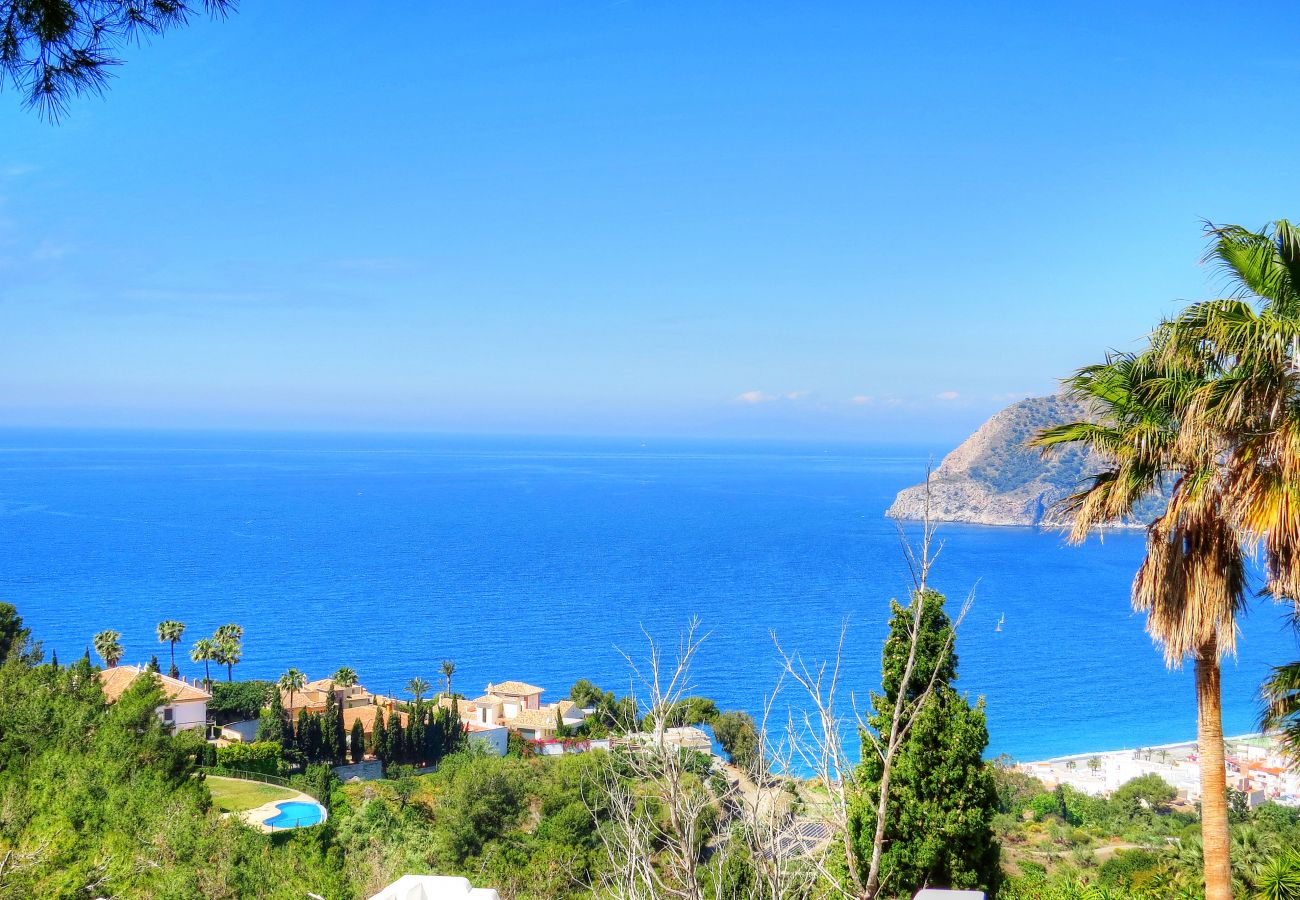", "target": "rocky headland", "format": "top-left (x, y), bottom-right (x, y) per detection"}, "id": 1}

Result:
top-left (887, 395), bottom-right (1164, 527)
